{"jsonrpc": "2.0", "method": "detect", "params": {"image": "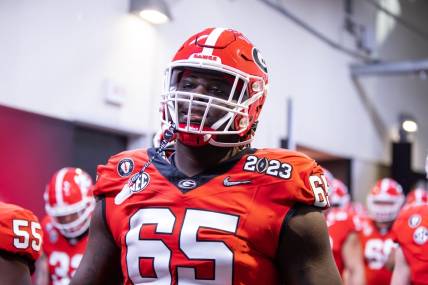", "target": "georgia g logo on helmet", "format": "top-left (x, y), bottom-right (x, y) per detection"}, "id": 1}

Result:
top-left (253, 47), bottom-right (268, 74)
